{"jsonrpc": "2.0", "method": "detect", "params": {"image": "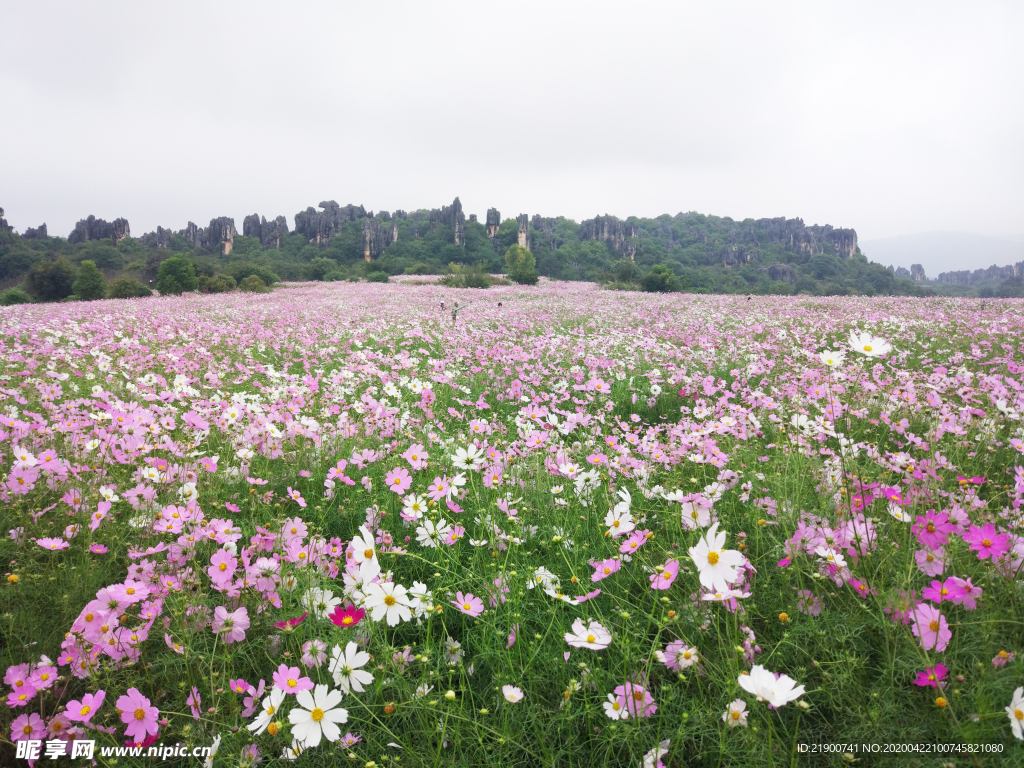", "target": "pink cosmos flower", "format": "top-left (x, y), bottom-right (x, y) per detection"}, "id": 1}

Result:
top-left (286, 487), bottom-right (307, 508)
top-left (620, 530), bottom-right (648, 555)
top-left (329, 605), bottom-right (366, 628)
top-left (11, 712), bottom-right (46, 742)
top-left (164, 634), bottom-right (185, 654)
top-left (187, 687), bottom-right (202, 719)
top-left (796, 590), bottom-right (821, 617)
top-left (65, 690), bottom-right (106, 723)
top-left (660, 640), bottom-right (699, 671)
top-left (7, 685), bottom-right (36, 707)
top-left (910, 602), bottom-right (952, 652)
top-left (37, 537), bottom-right (69, 551)
top-left (402, 443), bottom-right (428, 469)
top-left (507, 623), bottom-right (519, 649)
top-left (963, 523), bottom-right (1010, 560)
top-left (272, 663), bottom-right (314, 694)
top-left (208, 549), bottom-right (238, 585)
top-left (649, 560), bottom-right (679, 590)
top-left (229, 677), bottom-right (250, 695)
top-left (385, 467), bottom-right (412, 495)
top-left (914, 548), bottom-right (946, 577)
top-left (947, 576), bottom-right (982, 610)
top-left (614, 682), bottom-right (657, 718)
top-left (242, 679), bottom-right (265, 718)
top-left (911, 511), bottom-right (955, 549)
top-left (225, 502), bottom-right (241, 513)
top-left (992, 651), bottom-right (1015, 668)
top-left (451, 591), bottom-right (484, 617)
top-left (212, 606), bottom-right (250, 644)
top-left (590, 558), bottom-right (621, 583)
top-left (301, 639), bottom-right (327, 668)
top-left (426, 476), bottom-right (451, 501)
top-left (116, 687), bottom-right (159, 744)
top-left (913, 663), bottom-right (948, 688)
